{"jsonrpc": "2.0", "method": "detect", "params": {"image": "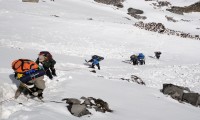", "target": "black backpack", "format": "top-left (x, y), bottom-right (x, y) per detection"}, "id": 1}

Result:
top-left (92, 55), bottom-right (104, 61)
